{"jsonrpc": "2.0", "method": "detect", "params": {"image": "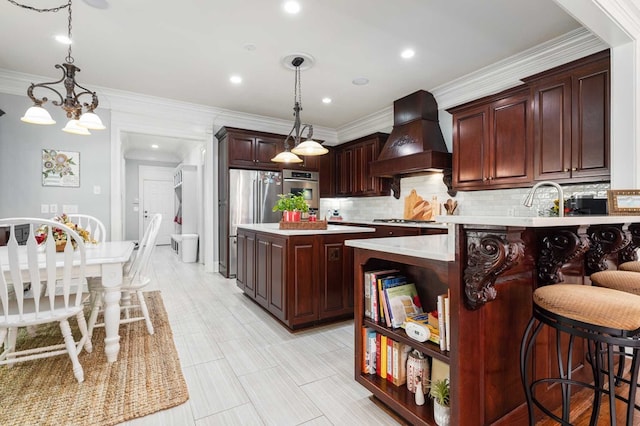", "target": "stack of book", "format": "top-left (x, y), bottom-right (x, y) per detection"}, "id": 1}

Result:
top-left (364, 270), bottom-right (423, 328)
top-left (404, 291), bottom-right (450, 351)
top-left (361, 326), bottom-right (412, 386)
